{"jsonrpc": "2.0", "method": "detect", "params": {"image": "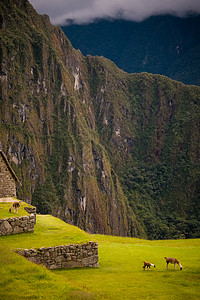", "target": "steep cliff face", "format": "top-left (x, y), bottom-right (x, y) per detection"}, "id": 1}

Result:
top-left (0, 0), bottom-right (139, 237)
top-left (0, 0), bottom-right (200, 239)
top-left (87, 58), bottom-right (200, 238)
